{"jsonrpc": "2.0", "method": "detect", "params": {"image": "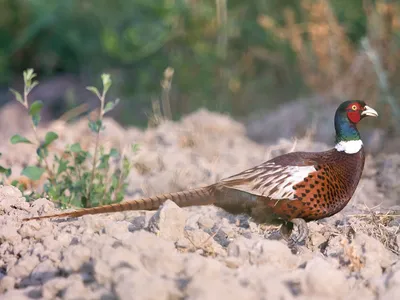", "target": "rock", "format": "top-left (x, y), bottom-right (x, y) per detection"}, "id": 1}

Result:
top-left (8, 255), bottom-right (40, 278)
top-left (307, 222), bottom-right (329, 251)
top-left (26, 198), bottom-right (56, 219)
top-left (130, 212), bottom-right (153, 230)
top-left (0, 223), bottom-right (21, 245)
top-left (125, 231), bottom-right (182, 276)
top-left (147, 200), bottom-right (188, 242)
top-left (103, 220), bottom-right (132, 240)
top-left (386, 268), bottom-right (400, 288)
top-left (62, 275), bottom-right (93, 300)
top-left (183, 255), bottom-right (259, 300)
top-left (81, 215), bottom-right (107, 233)
top-left (52, 233), bottom-right (72, 249)
top-left (0, 186), bottom-right (28, 214)
top-left (113, 268), bottom-right (182, 300)
top-left (18, 220), bottom-right (54, 240)
top-left (30, 260), bottom-right (58, 285)
top-left (42, 277), bottom-right (69, 299)
top-left (0, 275), bottom-right (15, 293)
top-left (93, 259), bottom-right (113, 285)
top-left (227, 237), bottom-right (297, 268)
top-left (303, 256), bottom-right (348, 298)
top-left (353, 233), bottom-right (397, 280)
top-left (60, 245), bottom-right (91, 273)
top-left (97, 245), bottom-right (141, 272)
top-left (381, 286), bottom-right (400, 300)
top-left (0, 185), bottom-right (23, 199)
top-left (0, 286), bottom-right (41, 300)
top-left (197, 216), bottom-right (215, 229)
